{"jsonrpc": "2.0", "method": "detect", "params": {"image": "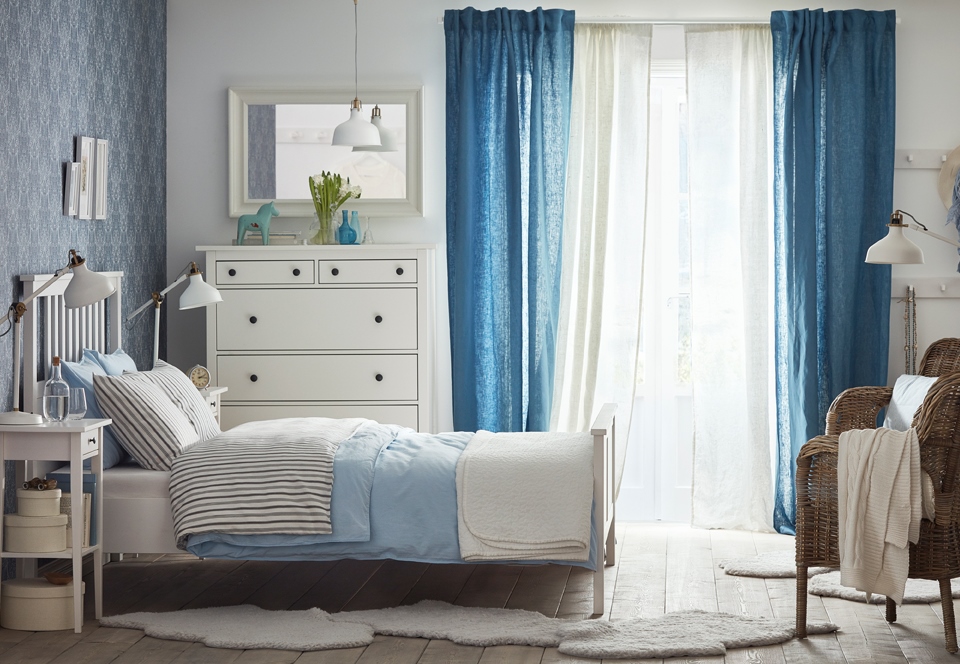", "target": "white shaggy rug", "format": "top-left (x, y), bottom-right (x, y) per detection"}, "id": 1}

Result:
top-left (328, 599), bottom-right (563, 646)
top-left (100, 600), bottom-right (838, 658)
top-left (718, 549), bottom-right (834, 578)
top-left (99, 604), bottom-right (374, 650)
top-left (558, 610), bottom-right (838, 659)
top-left (809, 571), bottom-right (960, 604)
